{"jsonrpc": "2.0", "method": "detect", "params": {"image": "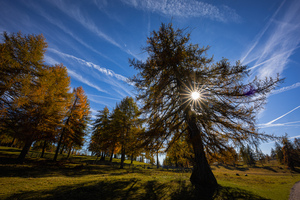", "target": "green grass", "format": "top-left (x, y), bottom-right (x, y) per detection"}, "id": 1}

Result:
top-left (0, 146), bottom-right (299, 200)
